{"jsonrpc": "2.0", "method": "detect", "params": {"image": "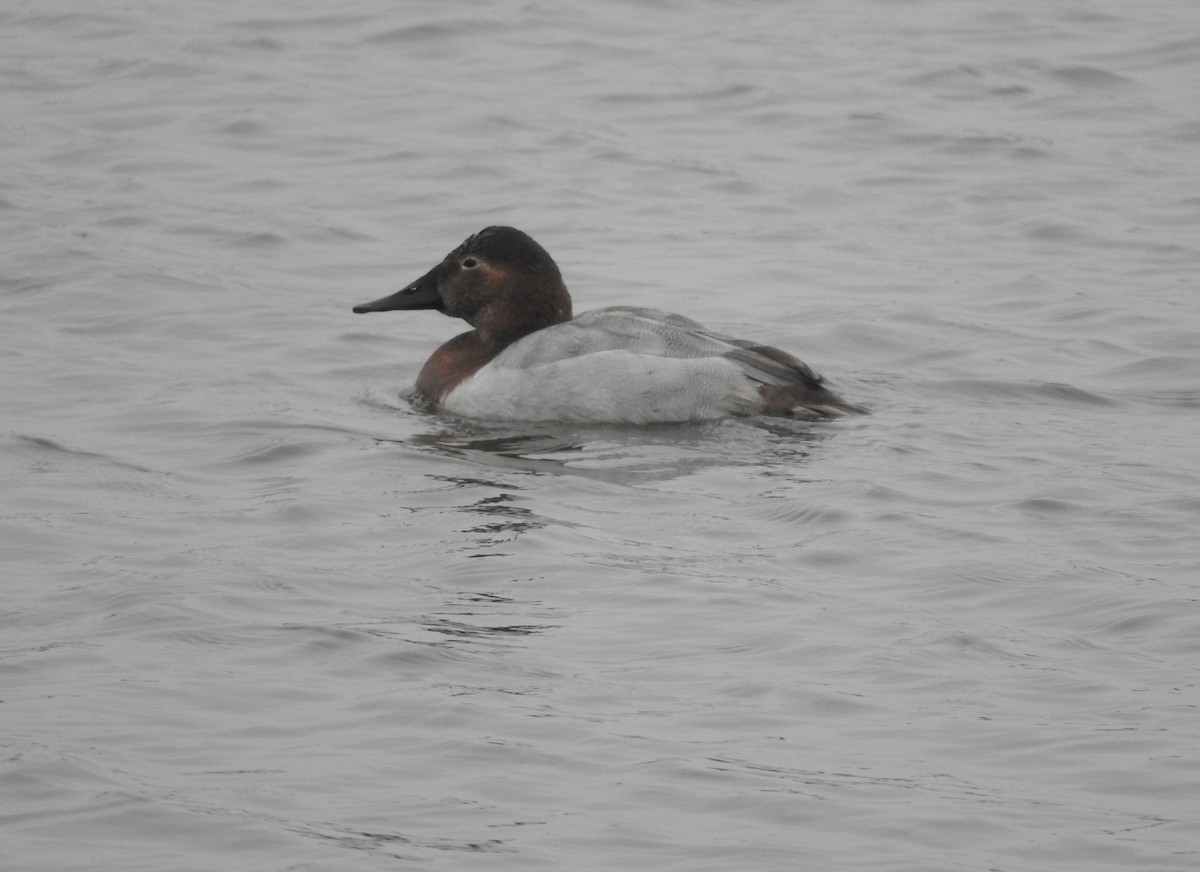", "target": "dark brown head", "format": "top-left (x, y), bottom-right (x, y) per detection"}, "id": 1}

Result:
top-left (352, 227), bottom-right (572, 348)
